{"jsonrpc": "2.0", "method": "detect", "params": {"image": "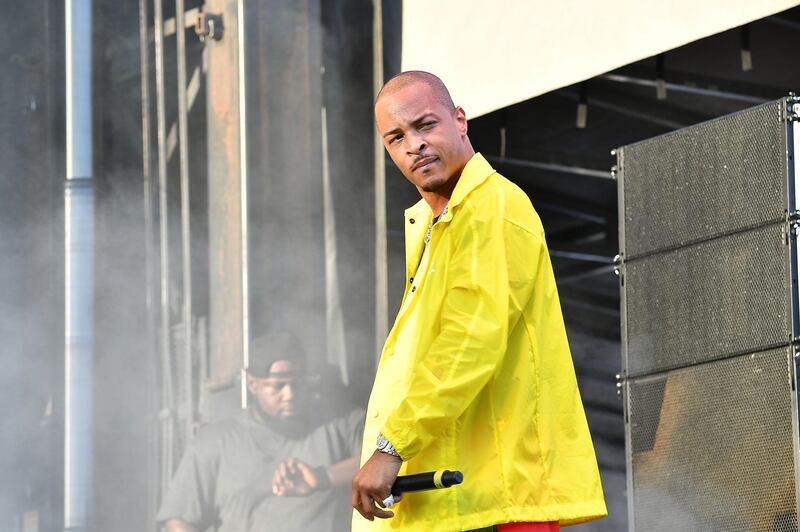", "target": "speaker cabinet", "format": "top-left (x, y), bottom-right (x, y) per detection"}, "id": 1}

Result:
top-left (618, 96), bottom-right (800, 531)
